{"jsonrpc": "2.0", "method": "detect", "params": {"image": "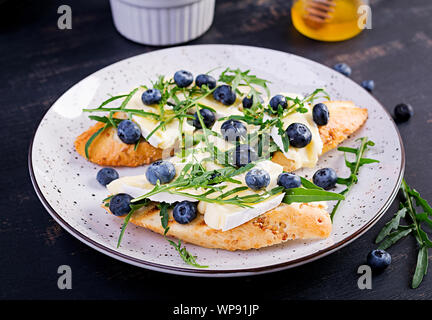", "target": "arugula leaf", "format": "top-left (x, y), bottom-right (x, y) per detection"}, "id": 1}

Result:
top-left (412, 246), bottom-right (428, 289)
top-left (84, 123), bottom-right (110, 159)
top-left (167, 239), bottom-right (208, 268)
top-left (300, 177), bottom-right (323, 190)
top-left (375, 207), bottom-right (407, 244)
top-left (282, 188), bottom-right (345, 204)
top-left (377, 227), bottom-right (413, 250)
top-left (330, 137), bottom-right (379, 220)
top-left (159, 202), bottom-right (170, 236)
